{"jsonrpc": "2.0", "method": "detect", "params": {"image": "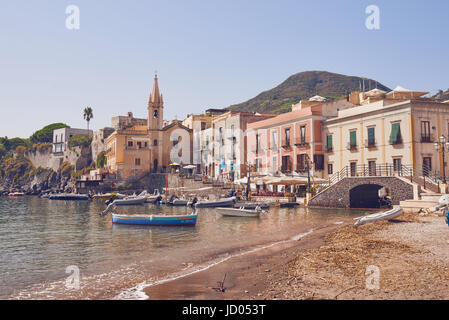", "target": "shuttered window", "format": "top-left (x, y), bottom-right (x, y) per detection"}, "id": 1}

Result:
top-left (326, 135), bottom-right (333, 150)
top-left (350, 131), bottom-right (357, 147)
top-left (367, 127), bottom-right (375, 145)
top-left (390, 123), bottom-right (402, 144)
